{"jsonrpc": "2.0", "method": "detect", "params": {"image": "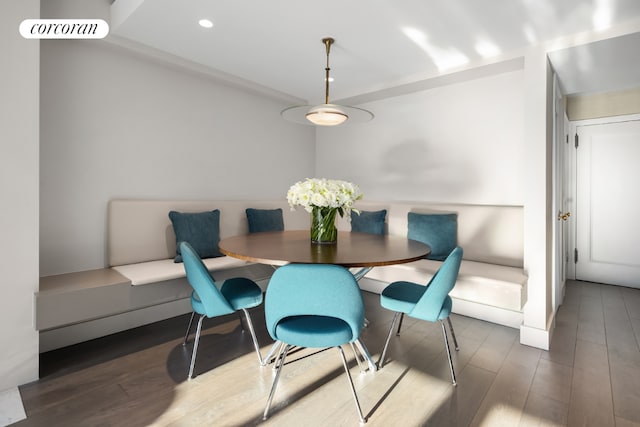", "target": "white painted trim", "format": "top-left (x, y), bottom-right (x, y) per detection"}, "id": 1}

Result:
top-left (452, 299), bottom-right (523, 329)
top-left (100, 35), bottom-right (304, 105)
top-left (571, 113), bottom-right (640, 128)
top-left (520, 323), bottom-right (551, 350)
top-left (337, 56), bottom-right (524, 106)
top-left (109, 0), bottom-right (145, 30)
